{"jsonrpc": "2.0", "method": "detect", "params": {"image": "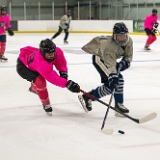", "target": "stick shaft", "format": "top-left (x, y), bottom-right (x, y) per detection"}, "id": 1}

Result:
top-left (101, 67), bottom-right (121, 129)
top-left (101, 90), bottom-right (114, 129)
